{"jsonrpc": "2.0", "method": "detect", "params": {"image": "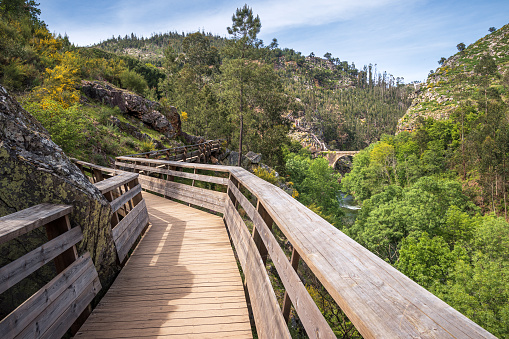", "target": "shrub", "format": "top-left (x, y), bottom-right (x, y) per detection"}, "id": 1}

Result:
top-left (140, 140), bottom-right (155, 153)
top-left (119, 69), bottom-right (148, 95)
top-left (253, 166), bottom-right (278, 185)
top-left (32, 51), bottom-right (81, 107)
top-left (24, 99), bottom-right (87, 153)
